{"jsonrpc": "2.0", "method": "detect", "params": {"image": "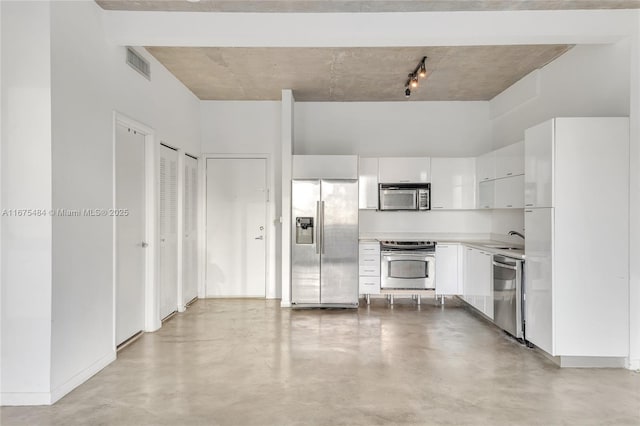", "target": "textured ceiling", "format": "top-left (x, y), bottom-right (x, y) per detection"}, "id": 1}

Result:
top-left (97, 0), bottom-right (640, 12)
top-left (146, 45), bottom-right (572, 101)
